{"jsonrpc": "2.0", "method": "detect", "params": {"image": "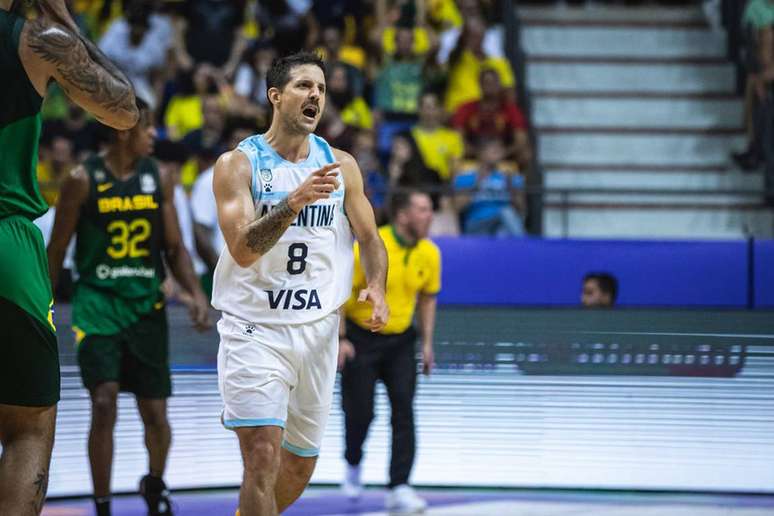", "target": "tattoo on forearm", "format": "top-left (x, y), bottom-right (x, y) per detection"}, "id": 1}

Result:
top-left (245, 199), bottom-right (298, 256)
top-left (31, 469), bottom-right (49, 513)
top-left (27, 20), bottom-right (136, 118)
